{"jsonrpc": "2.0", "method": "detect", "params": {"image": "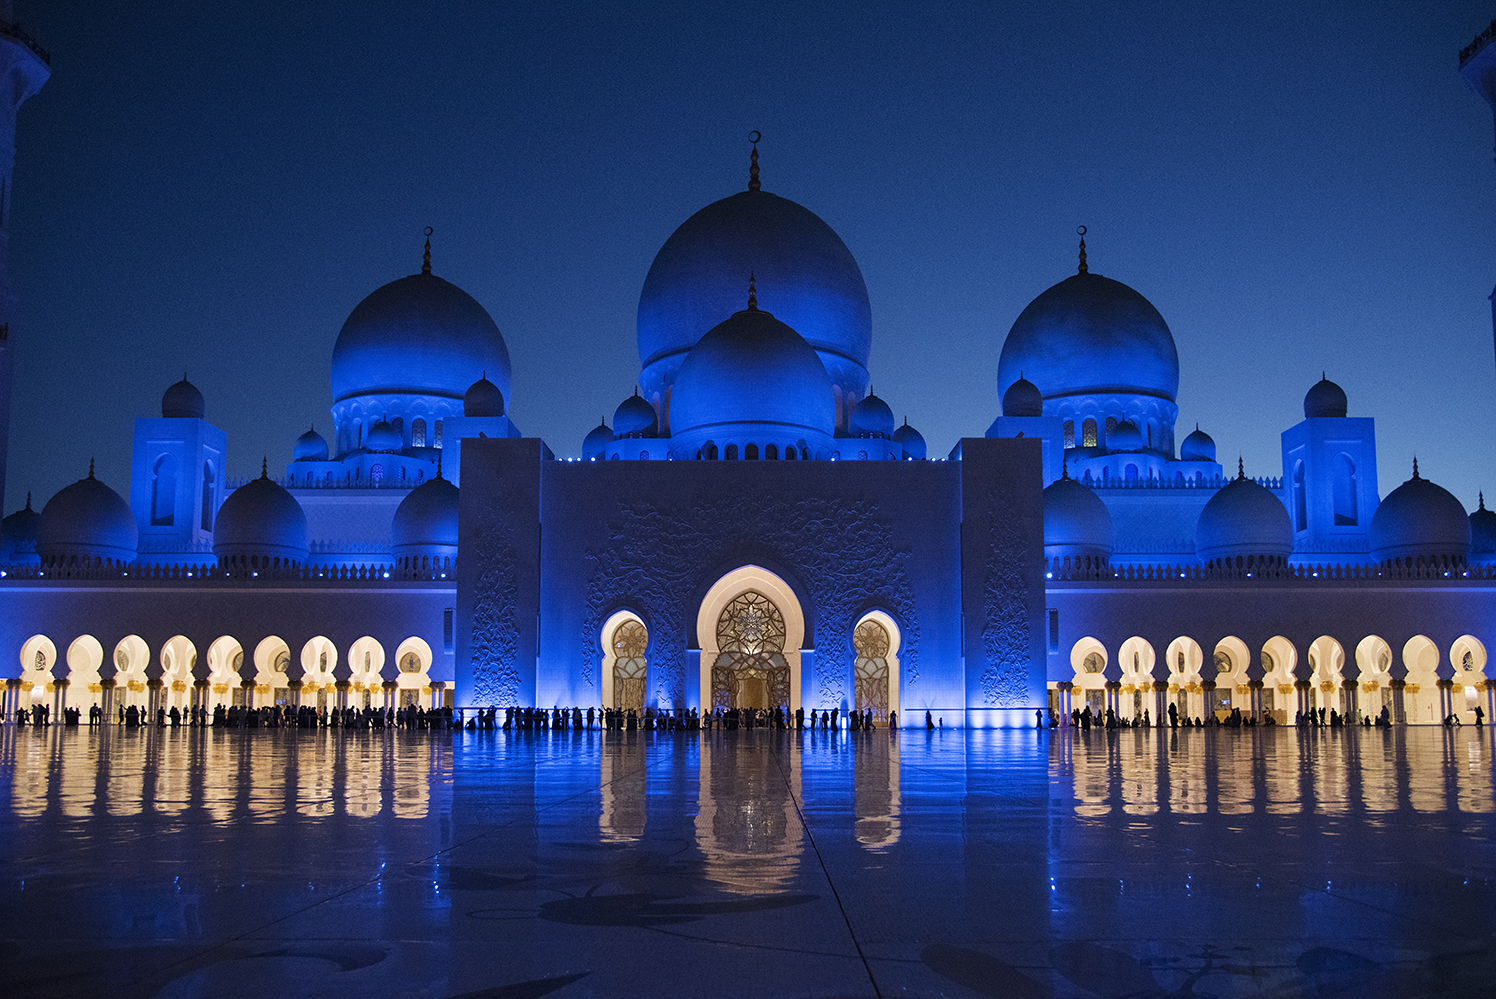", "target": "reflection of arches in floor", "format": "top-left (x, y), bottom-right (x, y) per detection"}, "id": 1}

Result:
top-left (696, 566), bottom-right (805, 715)
top-left (600, 610), bottom-right (648, 713)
